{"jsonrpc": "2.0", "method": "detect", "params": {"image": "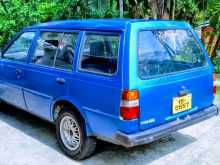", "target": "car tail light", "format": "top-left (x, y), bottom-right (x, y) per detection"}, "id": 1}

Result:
top-left (213, 73), bottom-right (217, 96)
top-left (120, 90), bottom-right (139, 120)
